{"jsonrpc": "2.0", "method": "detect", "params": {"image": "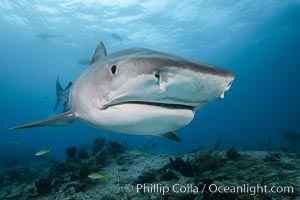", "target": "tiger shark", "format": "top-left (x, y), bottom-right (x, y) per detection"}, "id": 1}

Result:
top-left (10, 42), bottom-right (235, 141)
top-left (35, 33), bottom-right (63, 42)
